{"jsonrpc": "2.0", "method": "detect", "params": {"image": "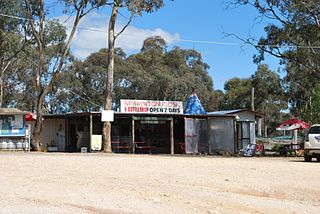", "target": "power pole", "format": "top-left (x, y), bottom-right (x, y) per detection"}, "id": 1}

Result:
top-left (251, 87), bottom-right (255, 111)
